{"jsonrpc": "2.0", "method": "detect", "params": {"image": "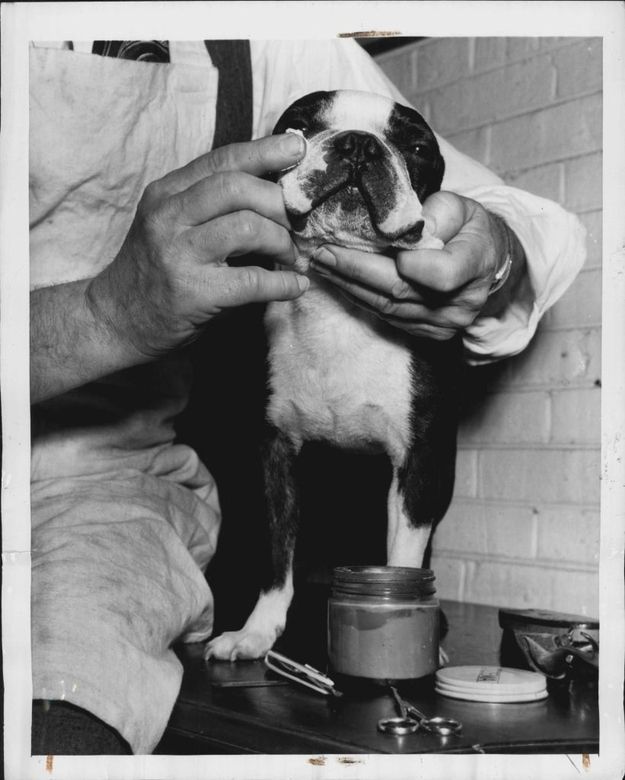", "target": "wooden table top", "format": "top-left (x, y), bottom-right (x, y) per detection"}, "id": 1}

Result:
top-left (158, 599), bottom-right (598, 755)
